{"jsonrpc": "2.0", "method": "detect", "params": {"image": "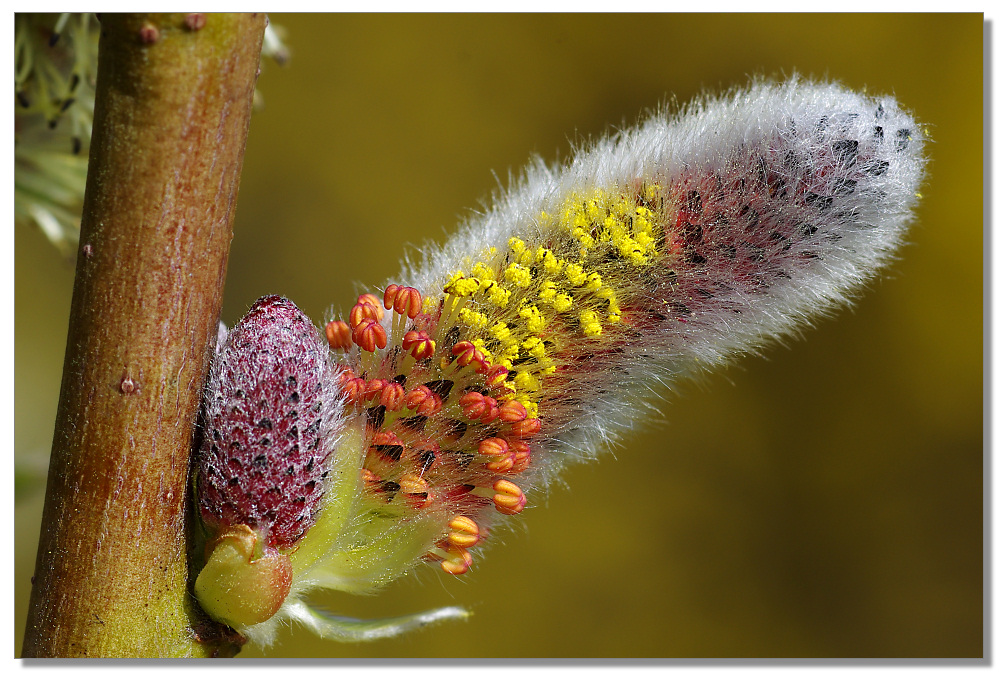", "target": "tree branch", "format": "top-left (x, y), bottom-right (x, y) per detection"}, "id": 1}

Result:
top-left (22, 13), bottom-right (266, 657)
